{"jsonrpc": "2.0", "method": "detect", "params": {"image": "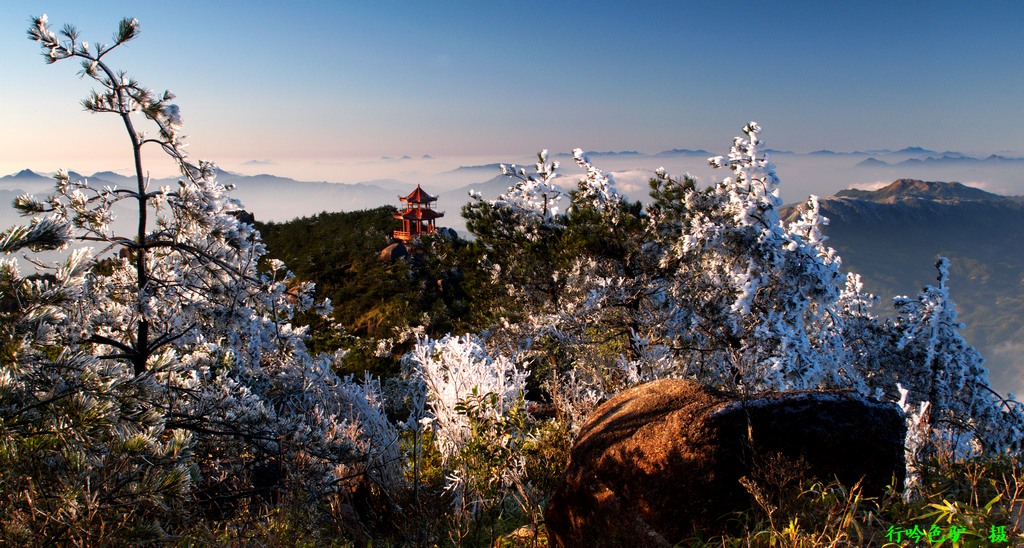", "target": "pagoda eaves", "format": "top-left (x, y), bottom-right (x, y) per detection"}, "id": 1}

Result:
top-left (393, 184), bottom-right (444, 242)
